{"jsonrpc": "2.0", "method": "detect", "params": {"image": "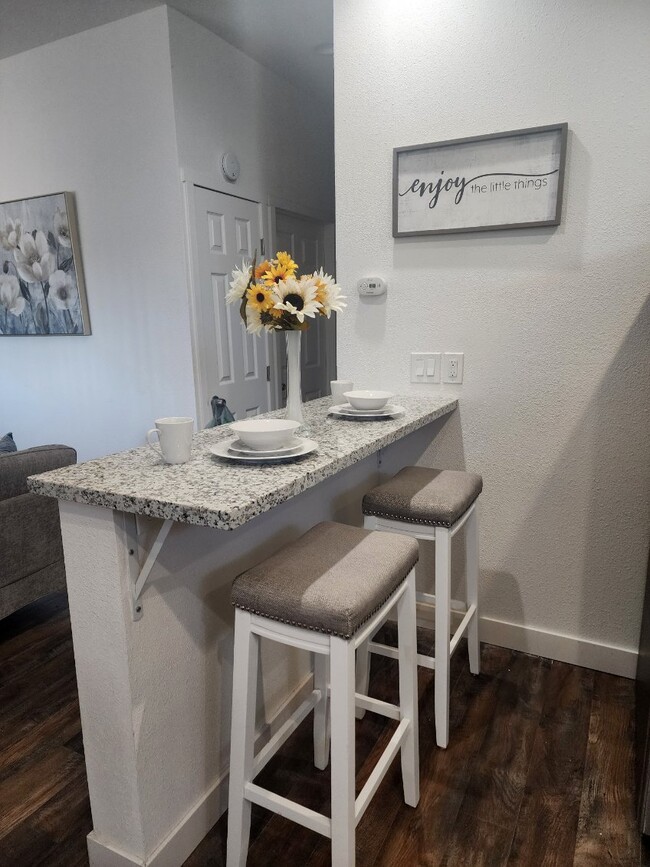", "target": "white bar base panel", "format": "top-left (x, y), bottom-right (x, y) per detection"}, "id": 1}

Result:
top-left (480, 616), bottom-right (637, 680)
top-left (86, 673), bottom-right (315, 867)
